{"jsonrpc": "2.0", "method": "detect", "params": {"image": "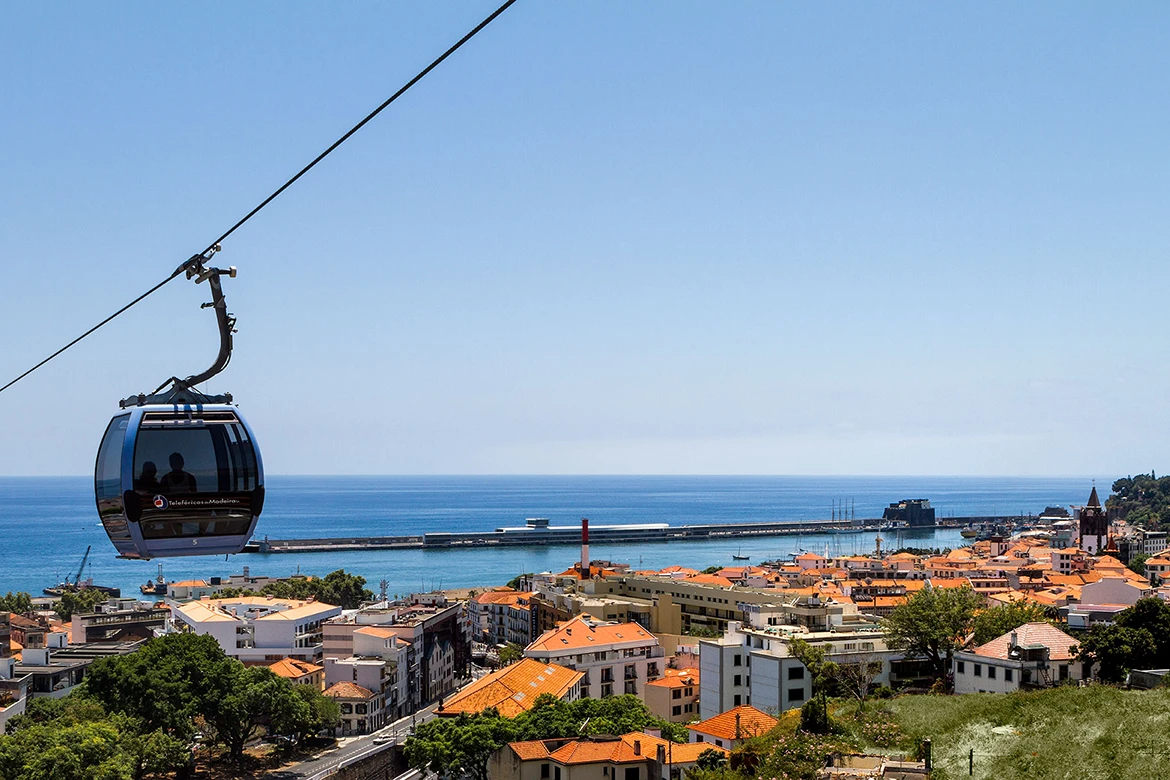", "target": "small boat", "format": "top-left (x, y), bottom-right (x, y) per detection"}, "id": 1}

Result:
top-left (960, 529), bottom-right (979, 539)
top-left (732, 546), bottom-right (749, 561)
top-left (140, 563), bottom-right (167, 596)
